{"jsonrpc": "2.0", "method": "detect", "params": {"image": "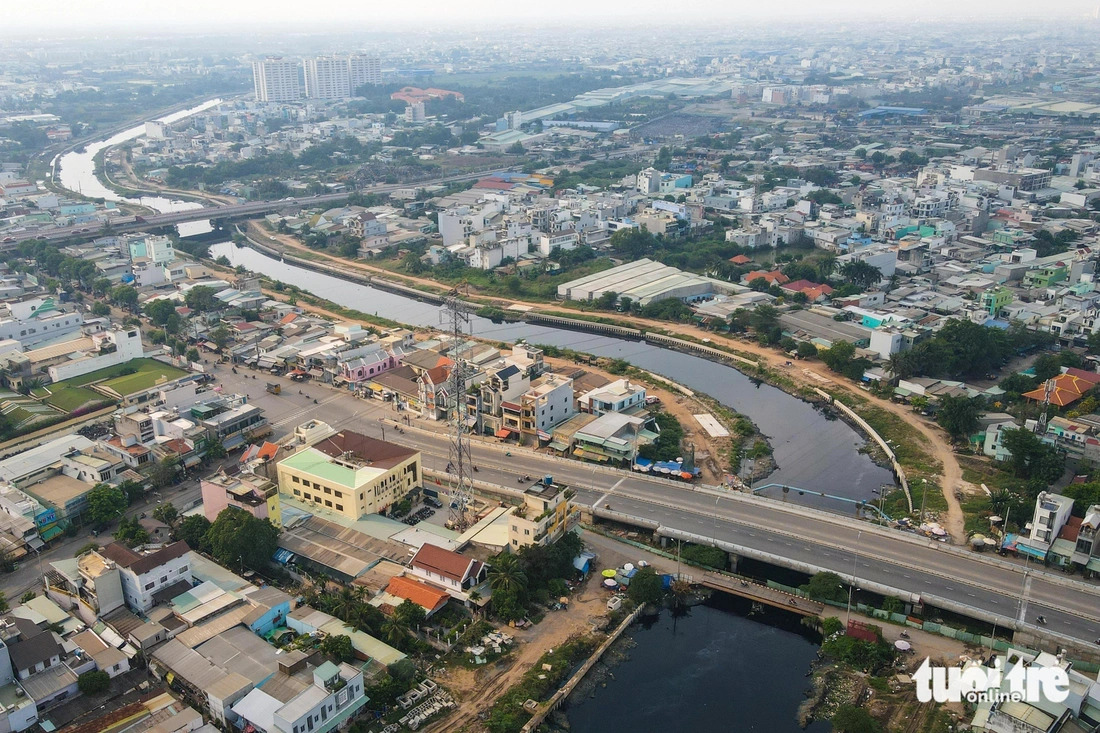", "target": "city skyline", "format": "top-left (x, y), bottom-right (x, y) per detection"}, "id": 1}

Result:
top-left (4, 0), bottom-right (1098, 35)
